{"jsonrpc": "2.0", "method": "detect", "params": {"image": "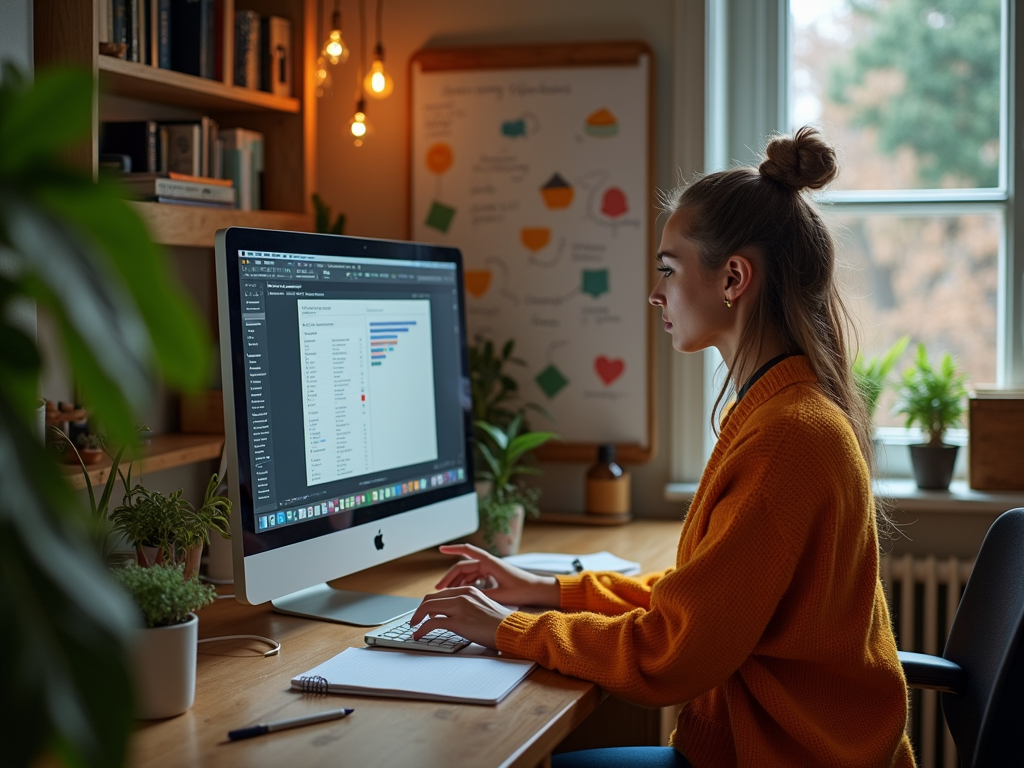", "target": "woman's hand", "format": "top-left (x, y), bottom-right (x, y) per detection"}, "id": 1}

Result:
top-left (409, 586), bottom-right (512, 648)
top-left (434, 543), bottom-right (560, 608)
